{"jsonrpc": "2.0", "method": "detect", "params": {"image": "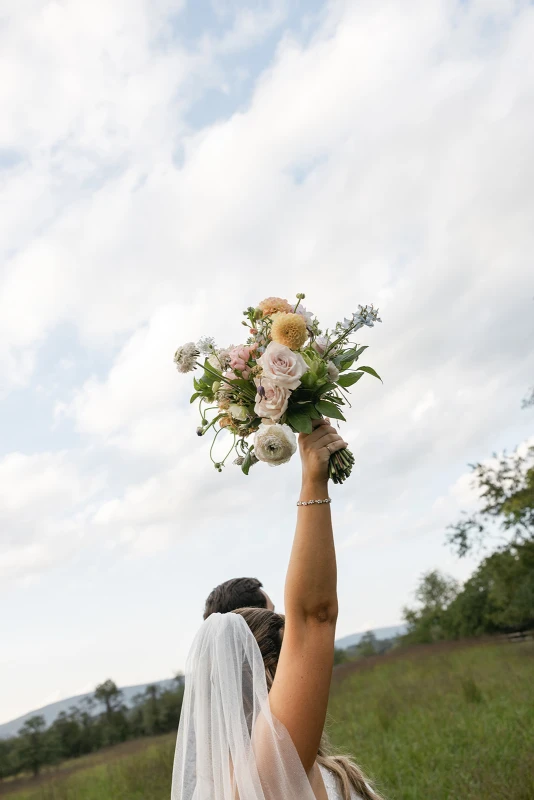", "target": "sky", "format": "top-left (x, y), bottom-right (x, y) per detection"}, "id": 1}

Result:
top-left (1, 0), bottom-right (533, 726)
